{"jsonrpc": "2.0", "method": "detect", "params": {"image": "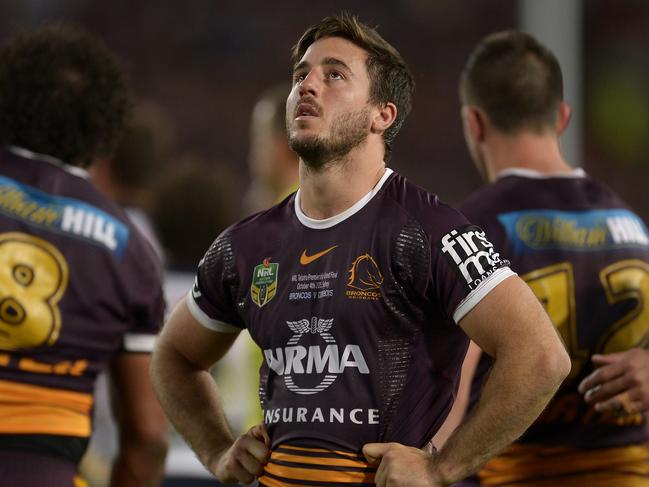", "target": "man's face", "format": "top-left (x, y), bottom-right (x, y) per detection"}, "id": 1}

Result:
top-left (286, 36), bottom-right (374, 168)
